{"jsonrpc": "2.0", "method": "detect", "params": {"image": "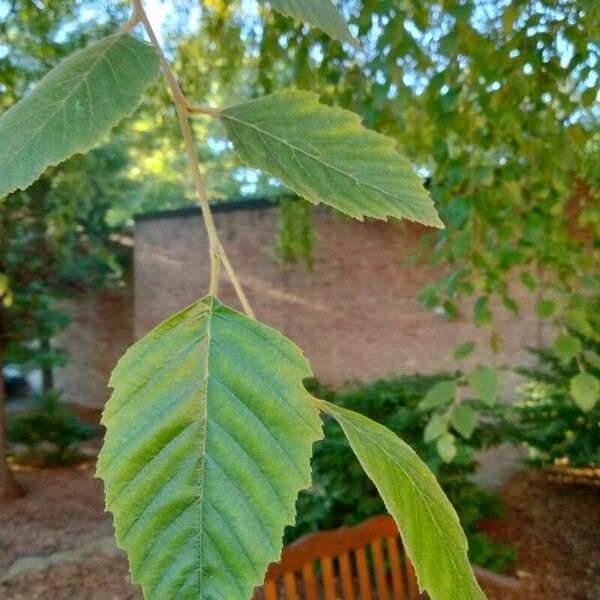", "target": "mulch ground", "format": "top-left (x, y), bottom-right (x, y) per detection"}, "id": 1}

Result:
top-left (0, 464), bottom-right (598, 599)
